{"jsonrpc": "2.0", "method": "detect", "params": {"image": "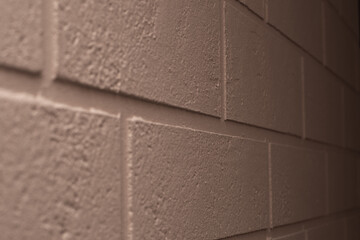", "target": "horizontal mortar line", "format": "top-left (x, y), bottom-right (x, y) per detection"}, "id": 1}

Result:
top-left (231, 0), bottom-right (359, 93)
top-left (324, 0), bottom-right (359, 40)
top-left (0, 70), bottom-right (356, 152)
top-left (43, 77), bottom-right (316, 145)
top-left (272, 207), bottom-right (360, 231)
top-left (0, 64), bottom-right (41, 77)
top-left (215, 207), bottom-right (360, 240)
top-left (216, 228), bottom-right (266, 240)
top-left (226, 118), bottom-right (301, 139)
top-left (307, 136), bottom-right (360, 155)
top-left (266, 25), bottom-right (357, 93)
top-left (235, 0), bottom-right (265, 20)
top-left (47, 78), bottom-right (360, 153)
